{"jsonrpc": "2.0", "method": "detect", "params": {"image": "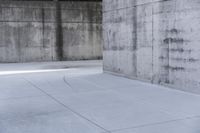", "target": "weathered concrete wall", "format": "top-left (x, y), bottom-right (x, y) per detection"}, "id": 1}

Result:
top-left (0, 1), bottom-right (102, 62)
top-left (103, 0), bottom-right (200, 94)
top-left (61, 2), bottom-right (102, 61)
